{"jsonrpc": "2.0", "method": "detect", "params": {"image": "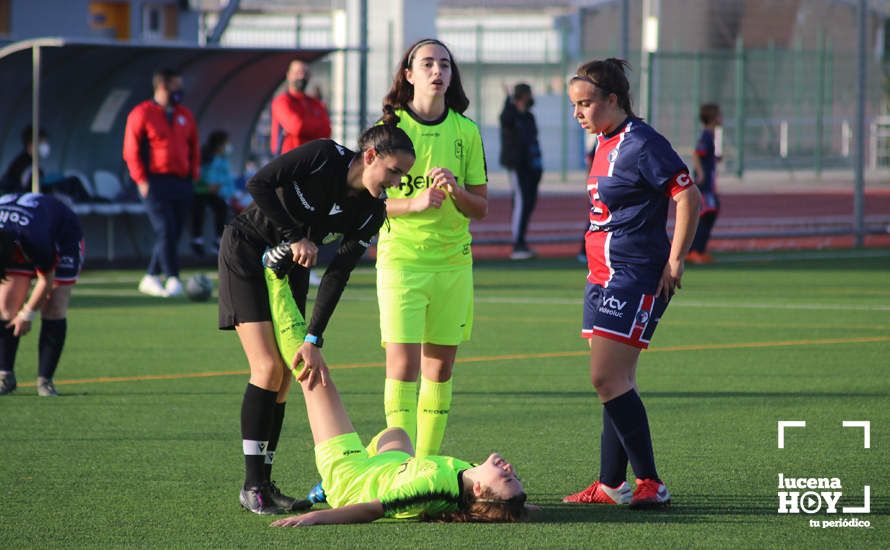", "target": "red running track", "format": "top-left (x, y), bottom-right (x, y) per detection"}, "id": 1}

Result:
top-left (470, 189), bottom-right (890, 259)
